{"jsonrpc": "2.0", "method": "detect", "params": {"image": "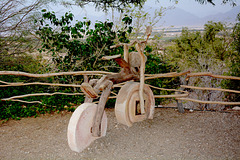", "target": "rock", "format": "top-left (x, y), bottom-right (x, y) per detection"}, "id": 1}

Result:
top-left (232, 106), bottom-right (240, 110)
